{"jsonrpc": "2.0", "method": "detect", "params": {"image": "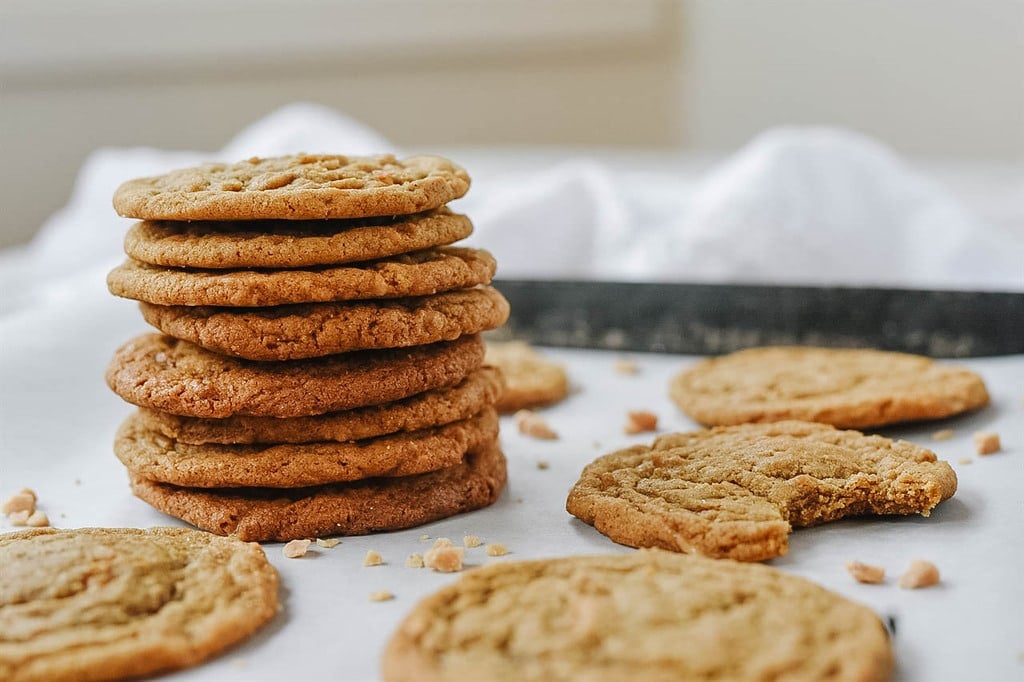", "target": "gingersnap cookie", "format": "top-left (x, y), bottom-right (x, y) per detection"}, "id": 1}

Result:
top-left (116, 407), bottom-right (498, 488)
top-left (382, 549), bottom-right (893, 682)
top-left (0, 527), bottom-right (278, 682)
top-left (567, 420), bottom-right (957, 562)
top-left (671, 346), bottom-right (990, 429)
top-left (124, 209), bottom-right (473, 269)
top-left (137, 366), bottom-right (503, 445)
top-left (107, 247), bottom-right (497, 307)
top-left (130, 442), bottom-right (507, 542)
top-left (484, 340), bottom-right (569, 413)
top-left (138, 286), bottom-right (510, 361)
top-left (113, 154), bottom-right (470, 221)
top-left (106, 333), bottom-right (484, 418)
